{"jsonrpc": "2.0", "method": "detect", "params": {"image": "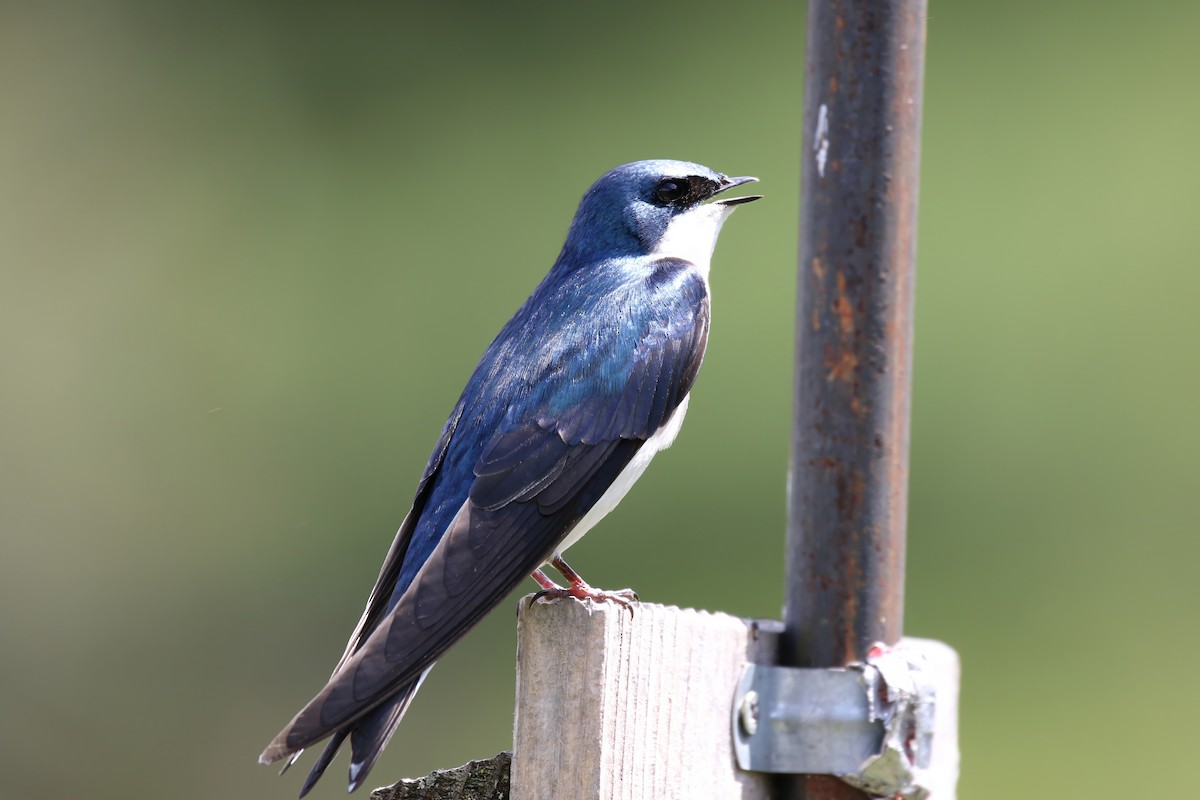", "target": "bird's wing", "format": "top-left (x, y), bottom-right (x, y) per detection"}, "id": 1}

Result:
top-left (261, 258), bottom-right (709, 762)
